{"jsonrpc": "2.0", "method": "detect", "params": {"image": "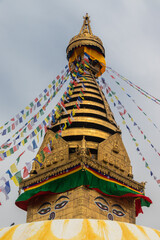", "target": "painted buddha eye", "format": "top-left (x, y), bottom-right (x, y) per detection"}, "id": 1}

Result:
top-left (55, 200), bottom-right (68, 210)
top-left (112, 209), bottom-right (125, 217)
top-left (95, 201), bottom-right (109, 211)
top-left (38, 207), bottom-right (51, 215)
